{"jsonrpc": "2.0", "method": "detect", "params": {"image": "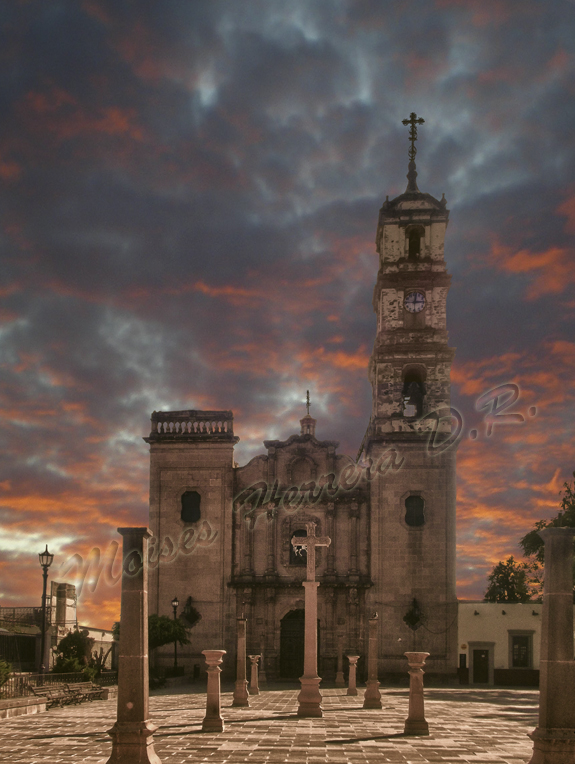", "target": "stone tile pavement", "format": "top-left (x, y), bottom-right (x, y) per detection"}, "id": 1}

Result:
top-left (0, 685), bottom-right (538, 764)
